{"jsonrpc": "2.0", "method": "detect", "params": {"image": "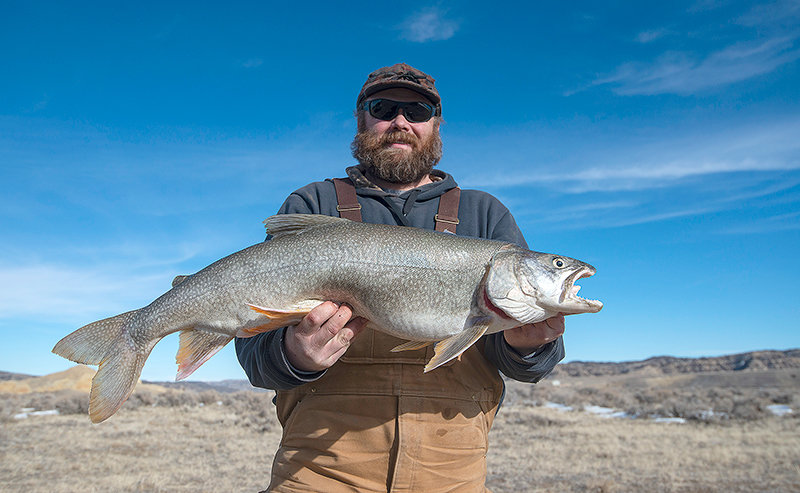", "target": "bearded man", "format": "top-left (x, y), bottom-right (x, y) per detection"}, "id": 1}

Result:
top-left (236, 63), bottom-right (566, 493)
